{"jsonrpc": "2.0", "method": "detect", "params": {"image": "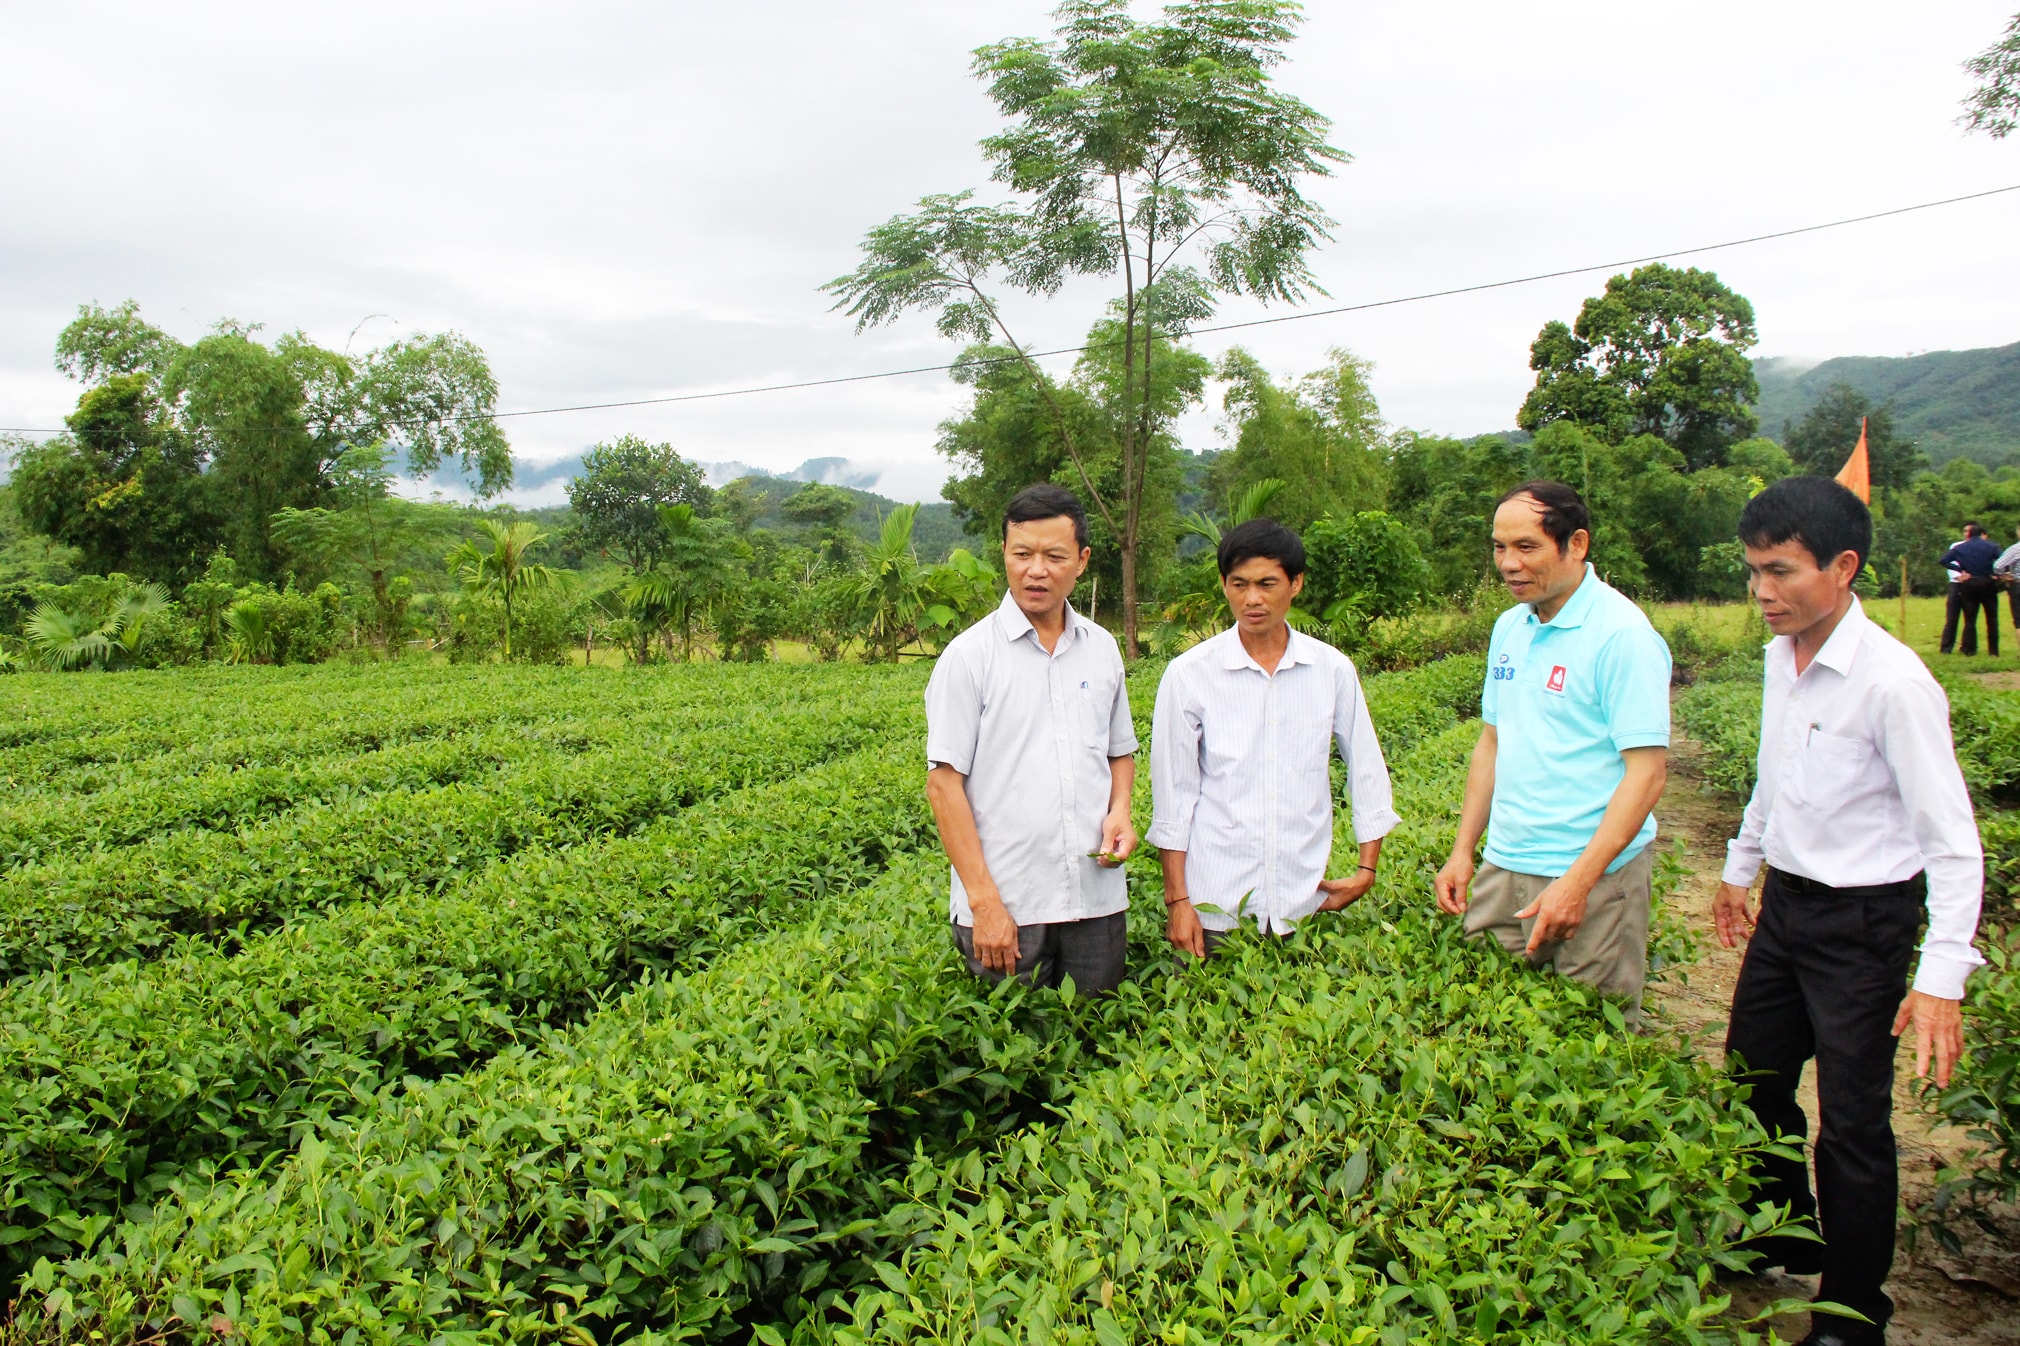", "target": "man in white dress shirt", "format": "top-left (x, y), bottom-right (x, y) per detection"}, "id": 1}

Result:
top-left (925, 483), bottom-right (1139, 994)
top-left (1714, 476), bottom-right (1984, 1346)
top-left (1148, 518), bottom-right (1398, 957)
